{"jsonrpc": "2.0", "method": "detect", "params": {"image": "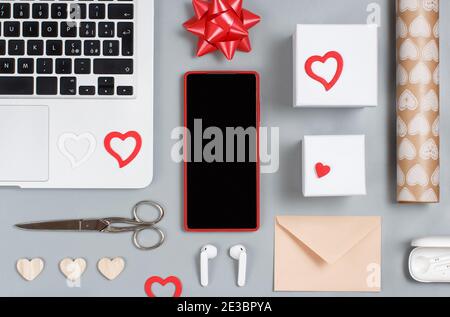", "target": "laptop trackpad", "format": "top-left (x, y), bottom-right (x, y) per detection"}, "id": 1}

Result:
top-left (0, 106), bottom-right (49, 182)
